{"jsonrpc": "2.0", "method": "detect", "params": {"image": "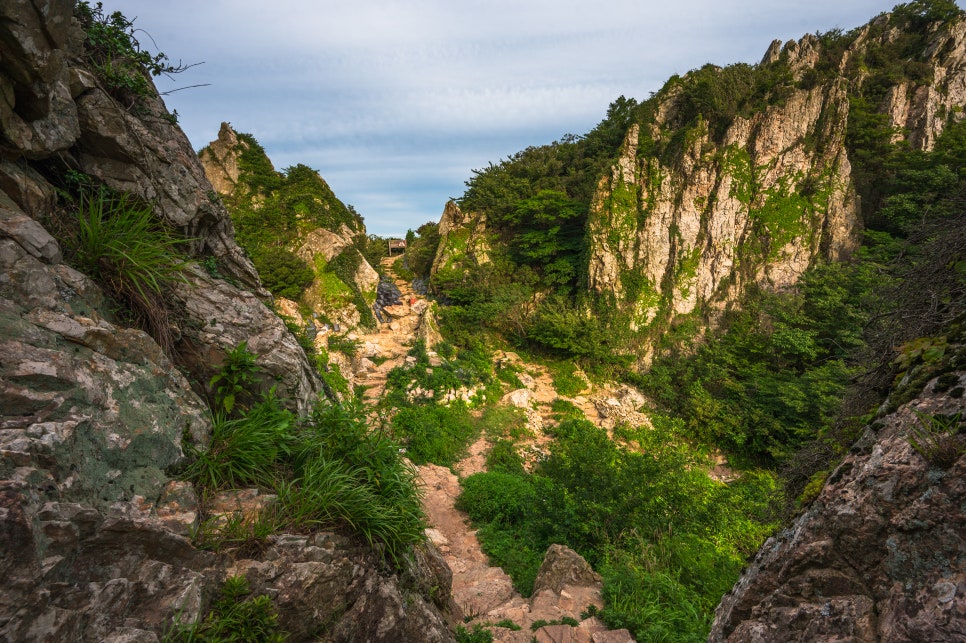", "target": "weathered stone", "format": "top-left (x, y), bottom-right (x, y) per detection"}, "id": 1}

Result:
top-left (709, 373), bottom-right (966, 642)
top-left (171, 266), bottom-right (323, 416)
top-left (533, 544), bottom-right (602, 595)
top-left (197, 121), bottom-right (247, 195)
top-left (332, 571), bottom-right (456, 643)
top-left (0, 194), bottom-right (61, 263)
top-left (0, 6), bottom-right (457, 642)
top-left (73, 88), bottom-right (260, 289)
top-left (430, 200), bottom-right (490, 281)
top-left (501, 388), bottom-right (534, 409)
